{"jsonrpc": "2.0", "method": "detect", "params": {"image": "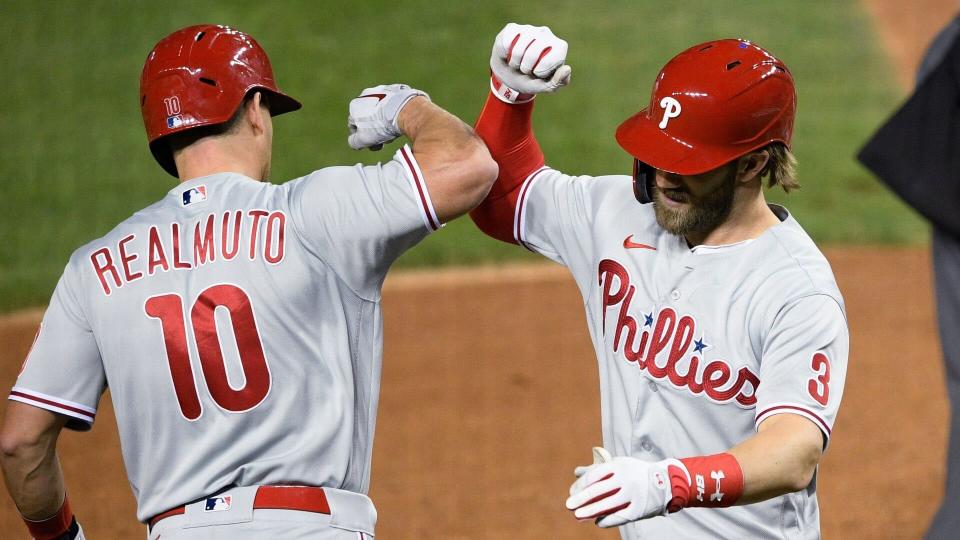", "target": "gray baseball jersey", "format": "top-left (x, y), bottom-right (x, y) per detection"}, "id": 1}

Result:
top-left (10, 146), bottom-right (440, 523)
top-left (513, 167), bottom-right (848, 539)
